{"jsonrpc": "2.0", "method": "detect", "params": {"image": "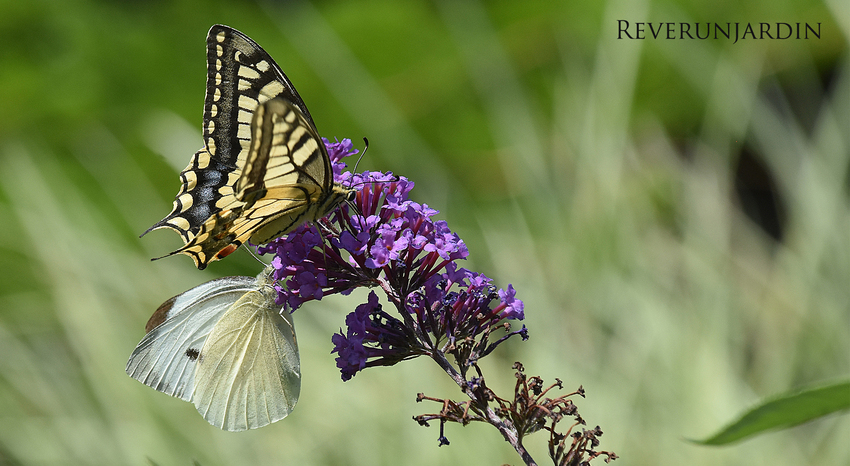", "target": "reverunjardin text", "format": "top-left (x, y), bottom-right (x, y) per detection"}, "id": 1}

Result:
top-left (618, 21), bottom-right (821, 43)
